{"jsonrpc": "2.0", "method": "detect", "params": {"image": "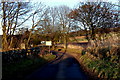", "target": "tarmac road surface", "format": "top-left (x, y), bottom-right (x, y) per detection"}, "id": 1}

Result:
top-left (26, 52), bottom-right (88, 80)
